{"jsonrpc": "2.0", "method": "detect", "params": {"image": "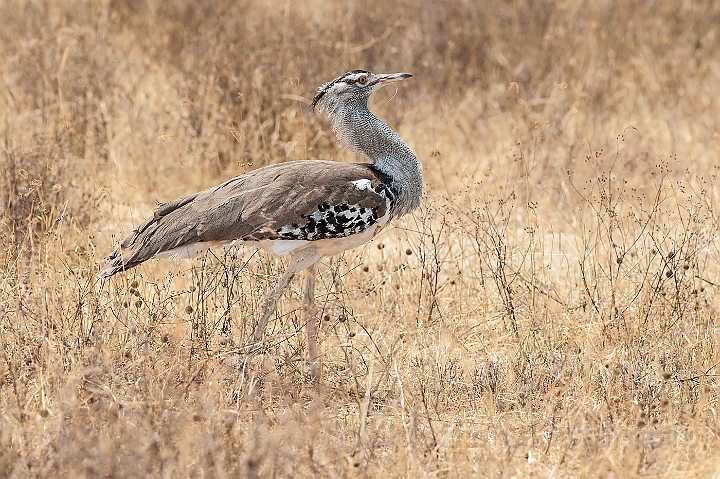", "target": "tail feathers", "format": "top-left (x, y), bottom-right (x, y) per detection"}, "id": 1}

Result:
top-left (98, 238), bottom-right (215, 279)
top-left (98, 248), bottom-right (142, 278)
top-left (98, 182), bottom-right (242, 279)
